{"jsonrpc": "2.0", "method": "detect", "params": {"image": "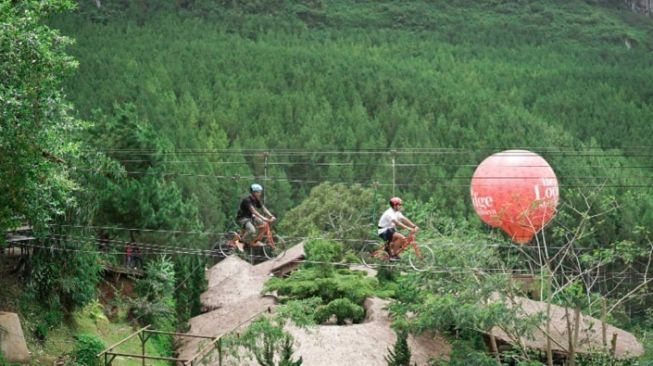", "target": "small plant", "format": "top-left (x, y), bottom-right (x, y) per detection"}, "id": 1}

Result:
top-left (73, 334), bottom-right (105, 366)
top-left (237, 316), bottom-right (302, 366)
top-left (80, 300), bottom-right (108, 324)
top-left (342, 250), bottom-right (361, 264)
top-left (34, 322), bottom-right (48, 342)
top-left (431, 340), bottom-right (500, 366)
top-left (576, 353), bottom-right (639, 366)
top-left (385, 329), bottom-right (413, 366)
top-left (0, 350), bottom-right (7, 366)
top-left (279, 335), bottom-right (303, 366)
